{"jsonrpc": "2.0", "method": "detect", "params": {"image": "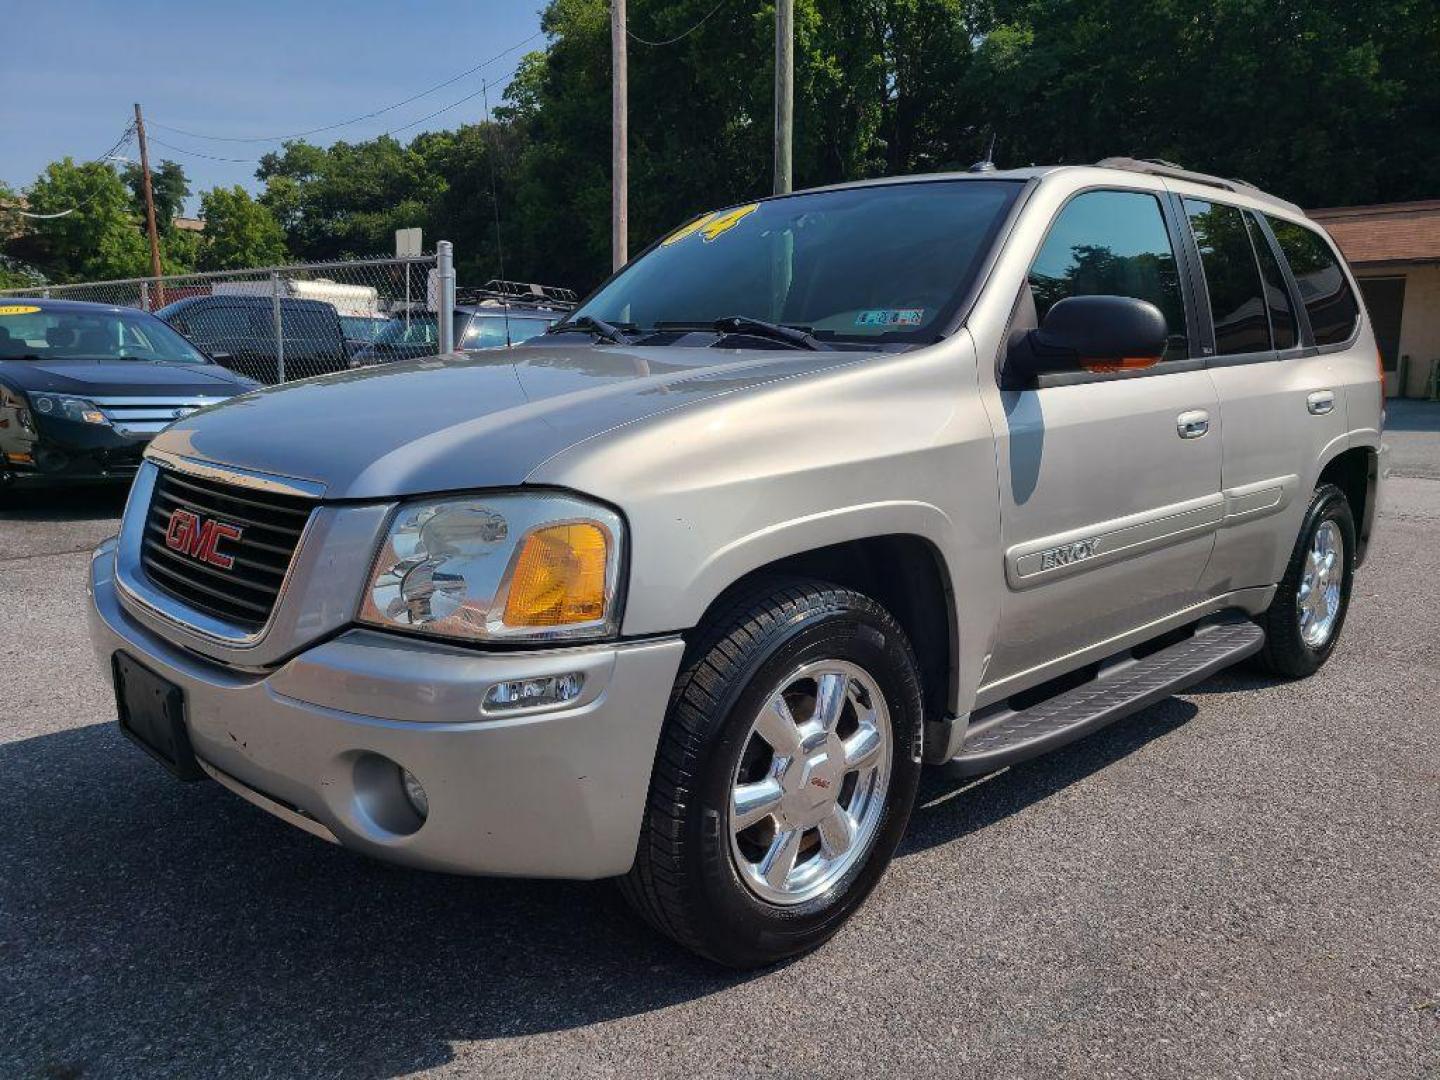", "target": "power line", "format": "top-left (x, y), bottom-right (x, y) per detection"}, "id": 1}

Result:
top-left (627, 0), bottom-right (725, 46)
top-left (3, 123), bottom-right (137, 219)
top-left (147, 61), bottom-right (526, 166)
top-left (151, 31), bottom-right (543, 144)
